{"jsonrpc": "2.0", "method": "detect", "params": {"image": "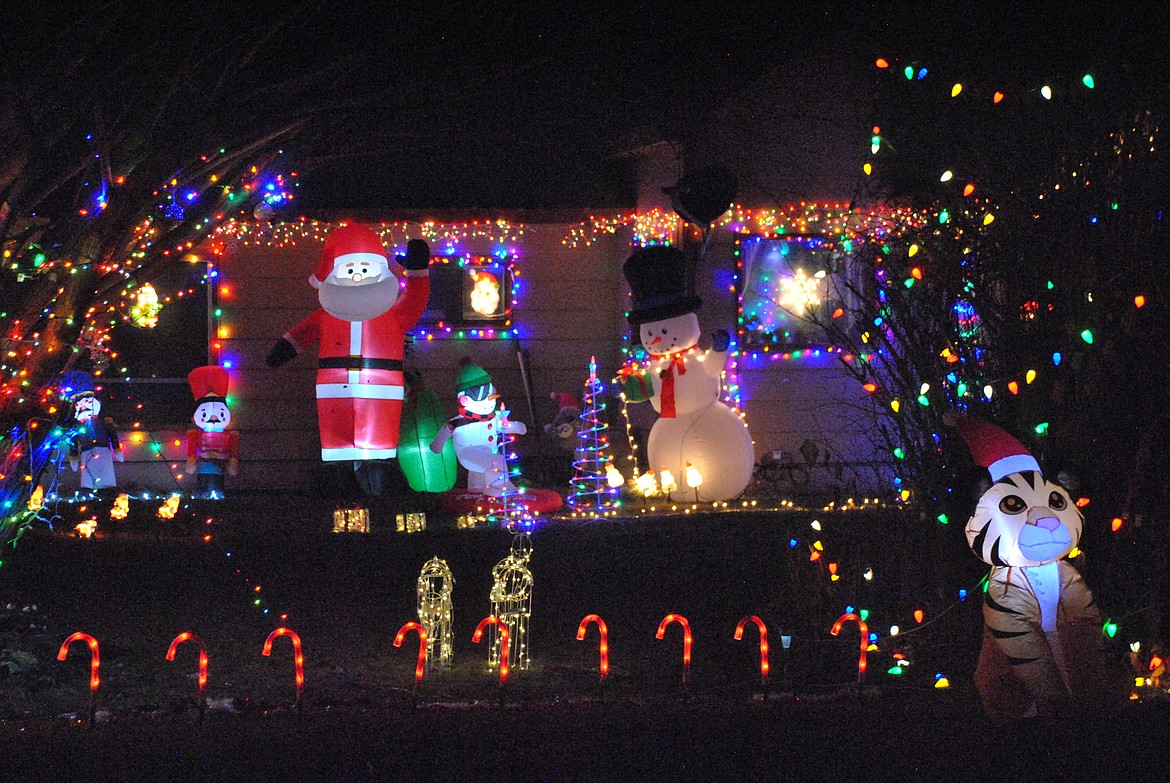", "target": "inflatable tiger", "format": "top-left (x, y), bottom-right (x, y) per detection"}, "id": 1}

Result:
top-left (949, 414), bottom-right (1125, 721)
